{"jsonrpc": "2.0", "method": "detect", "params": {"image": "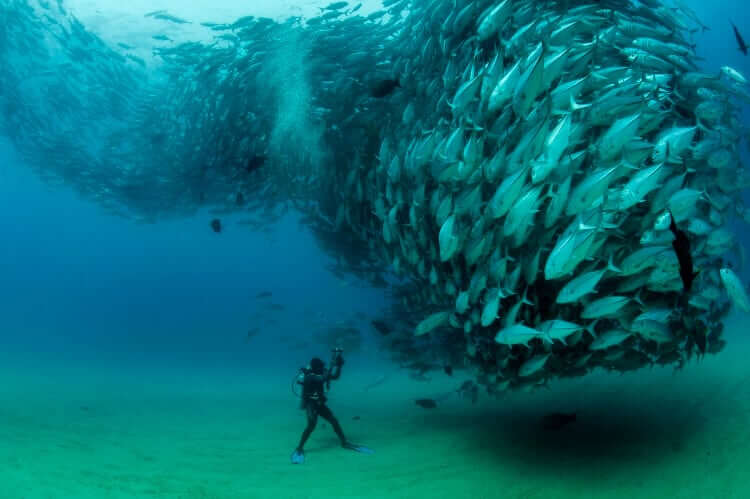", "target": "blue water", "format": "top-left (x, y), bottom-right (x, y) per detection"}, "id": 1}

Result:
top-left (0, 0), bottom-right (746, 383)
top-left (0, 135), bottom-right (385, 372)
